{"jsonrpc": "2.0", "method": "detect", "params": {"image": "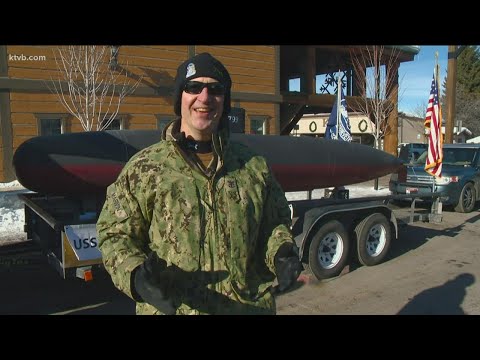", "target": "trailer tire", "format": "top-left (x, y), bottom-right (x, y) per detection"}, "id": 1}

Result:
top-left (454, 182), bottom-right (476, 213)
top-left (355, 213), bottom-right (391, 266)
top-left (308, 220), bottom-right (350, 280)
